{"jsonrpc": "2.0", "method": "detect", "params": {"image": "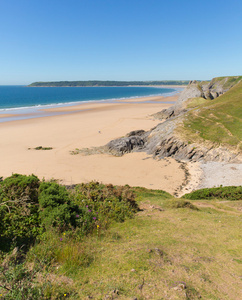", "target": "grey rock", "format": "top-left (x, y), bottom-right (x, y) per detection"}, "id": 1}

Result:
top-left (106, 136), bottom-right (145, 155)
top-left (154, 83), bottom-right (202, 120)
top-left (126, 129), bottom-right (145, 137)
top-left (203, 90), bottom-right (213, 99)
top-left (210, 91), bottom-right (219, 99)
